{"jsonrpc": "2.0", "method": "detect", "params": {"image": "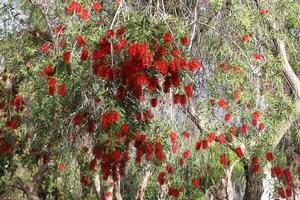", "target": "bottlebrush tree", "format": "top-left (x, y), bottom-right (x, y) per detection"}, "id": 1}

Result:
top-left (1, 0), bottom-right (202, 199)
